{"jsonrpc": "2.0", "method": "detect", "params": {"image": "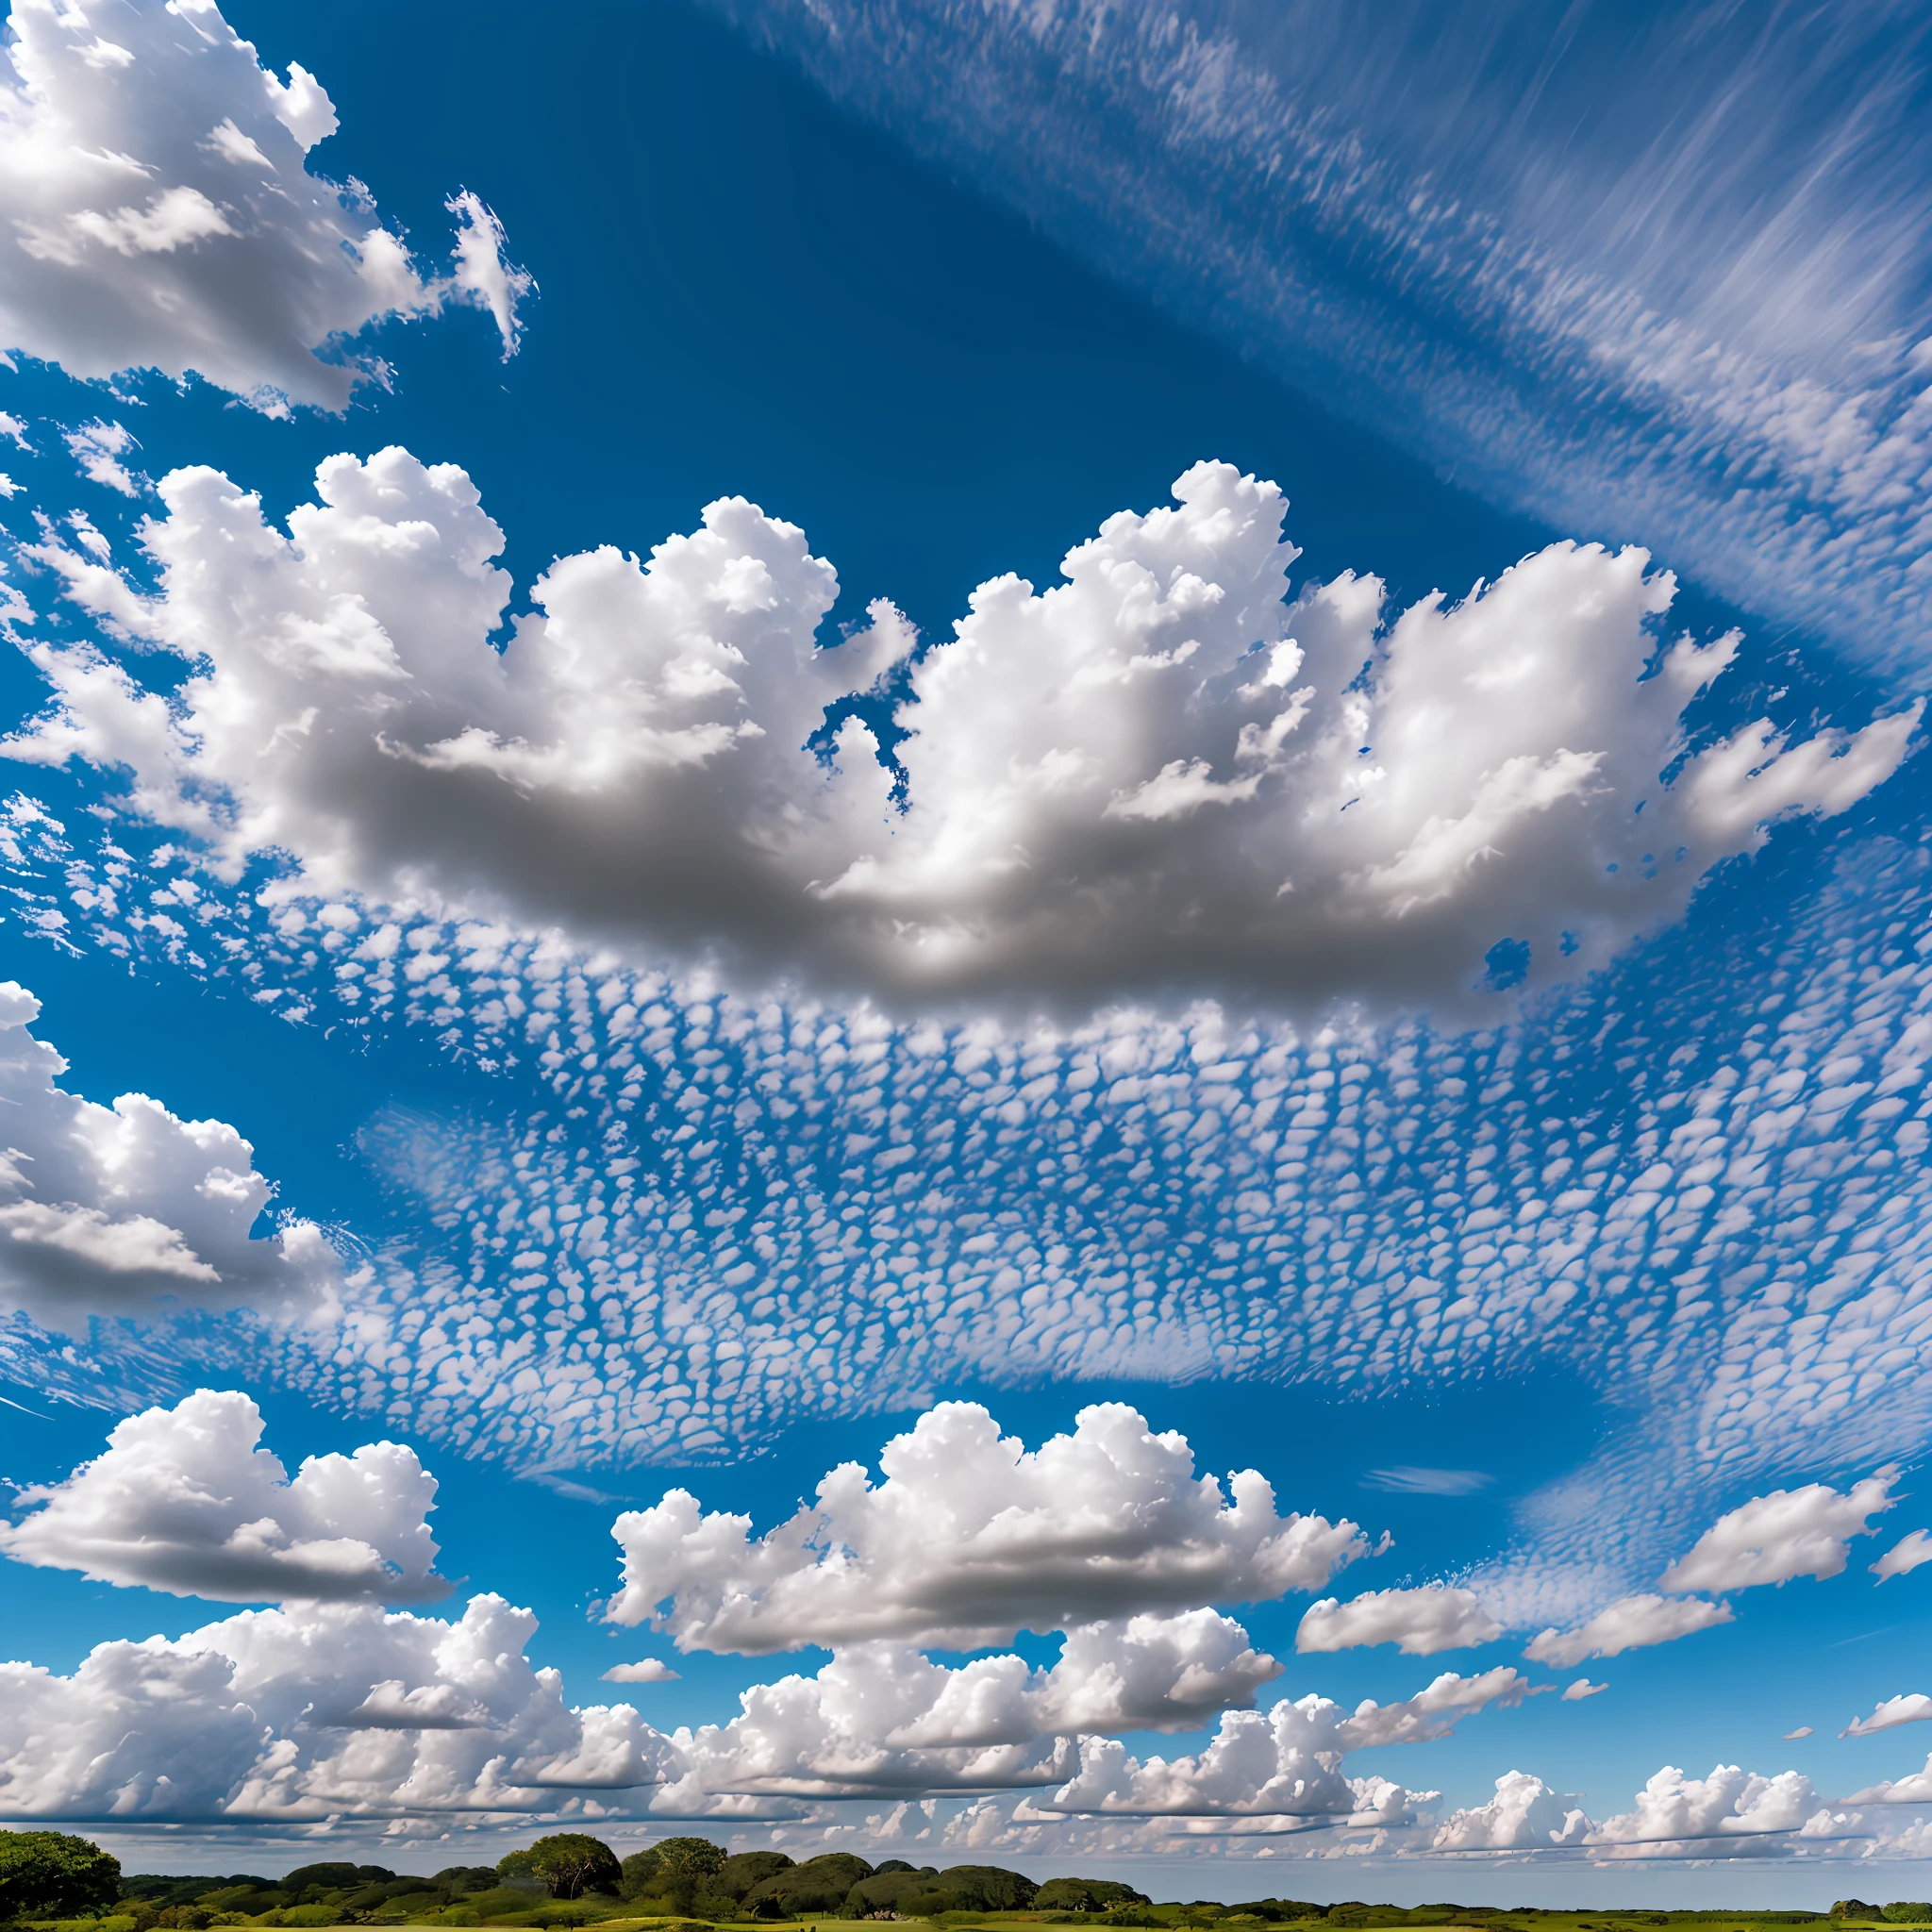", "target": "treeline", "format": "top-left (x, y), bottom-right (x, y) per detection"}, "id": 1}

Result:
top-left (10, 1827), bottom-right (1932, 1932)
